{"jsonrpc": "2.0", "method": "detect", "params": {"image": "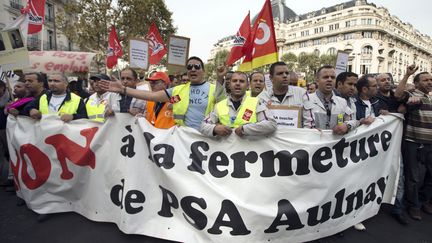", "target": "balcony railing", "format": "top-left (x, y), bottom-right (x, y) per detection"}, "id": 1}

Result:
top-left (27, 37), bottom-right (41, 51)
top-left (45, 16), bottom-right (55, 23)
top-left (10, 1), bottom-right (23, 10)
top-left (43, 41), bottom-right (56, 50)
